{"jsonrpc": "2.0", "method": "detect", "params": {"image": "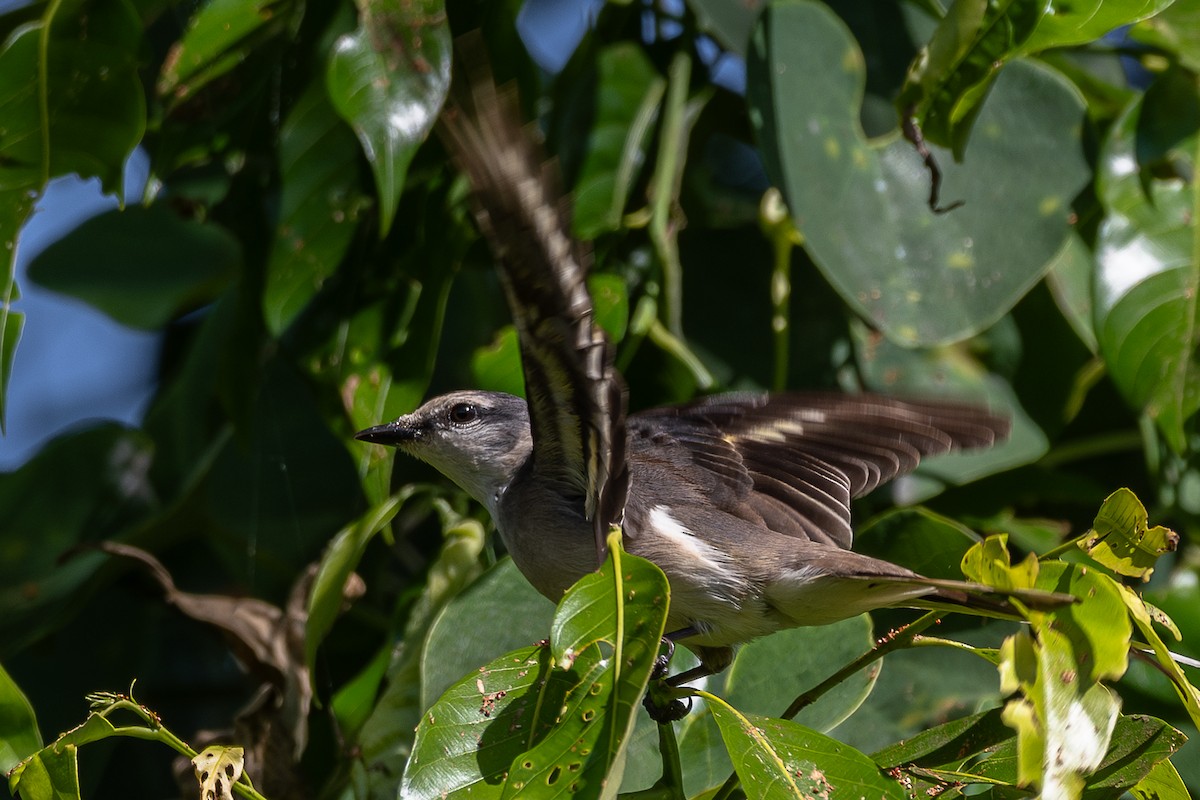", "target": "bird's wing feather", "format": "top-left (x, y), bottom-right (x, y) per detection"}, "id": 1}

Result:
top-left (633, 392), bottom-right (1009, 549)
top-left (437, 38), bottom-right (628, 549)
